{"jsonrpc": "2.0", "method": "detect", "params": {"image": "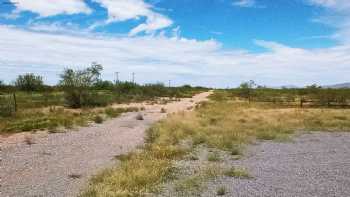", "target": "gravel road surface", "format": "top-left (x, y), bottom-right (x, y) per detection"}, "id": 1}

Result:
top-left (0, 92), bottom-right (211, 197)
top-left (204, 132), bottom-right (350, 197)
